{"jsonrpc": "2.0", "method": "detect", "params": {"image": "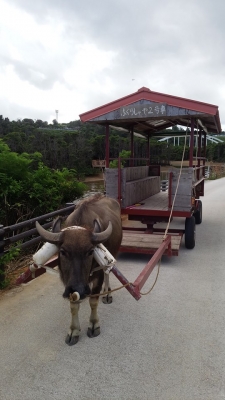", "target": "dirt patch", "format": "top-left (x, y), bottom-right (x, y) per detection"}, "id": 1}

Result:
top-left (0, 255), bottom-right (33, 298)
top-left (83, 173), bottom-right (104, 183)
